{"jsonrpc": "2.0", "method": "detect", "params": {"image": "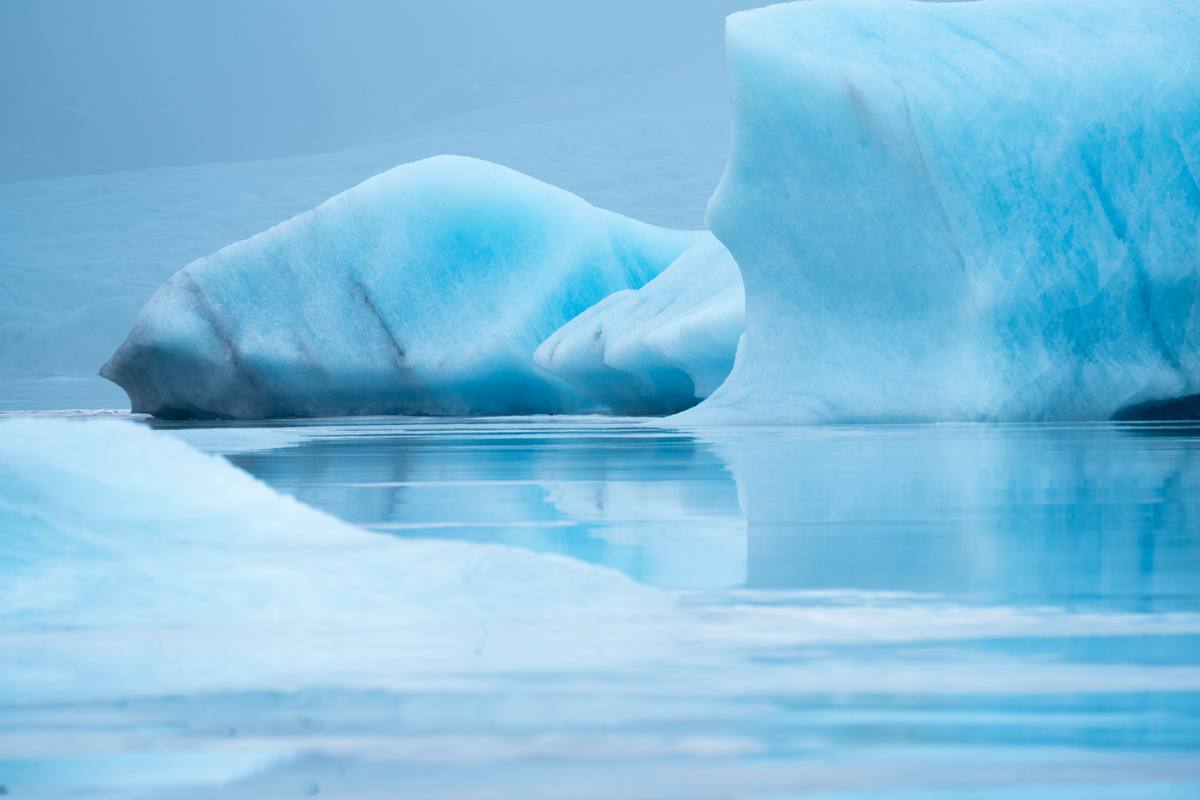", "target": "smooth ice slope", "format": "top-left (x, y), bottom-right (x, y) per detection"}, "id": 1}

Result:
top-left (689, 0), bottom-right (1200, 424)
top-left (535, 234), bottom-right (743, 414)
top-left (0, 418), bottom-right (662, 701)
top-left (101, 156), bottom-right (697, 419)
